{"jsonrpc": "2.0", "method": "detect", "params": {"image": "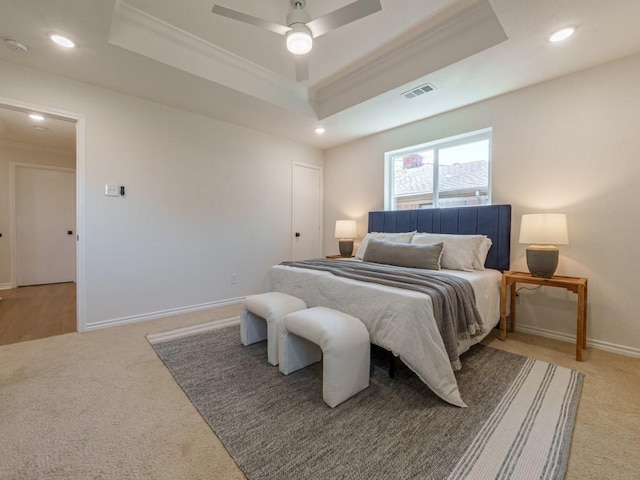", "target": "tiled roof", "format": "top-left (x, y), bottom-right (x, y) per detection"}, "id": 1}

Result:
top-left (394, 160), bottom-right (488, 196)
